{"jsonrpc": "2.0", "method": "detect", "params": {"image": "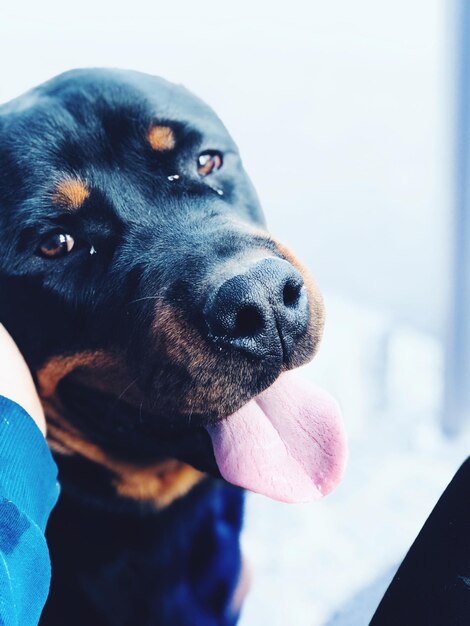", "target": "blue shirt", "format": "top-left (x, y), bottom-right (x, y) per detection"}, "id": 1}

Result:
top-left (0, 396), bottom-right (59, 626)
